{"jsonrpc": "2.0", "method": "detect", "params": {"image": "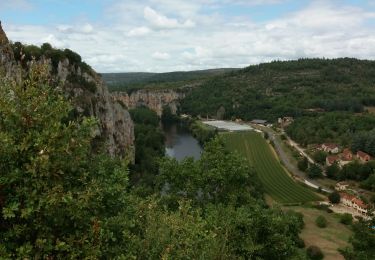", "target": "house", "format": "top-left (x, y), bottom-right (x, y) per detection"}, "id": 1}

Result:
top-left (335, 182), bottom-right (349, 191)
top-left (341, 148), bottom-right (353, 161)
top-left (340, 192), bottom-right (355, 207)
top-left (340, 193), bottom-right (368, 215)
top-left (278, 117), bottom-right (294, 128)
top-left (352, 198), bottom-right (368, 215)
top-left (357, 151), bottom-right (371, 163)
top-left (326, 155), bottom-right (339, 166)
top-left (321, 143), bottom-right (339, 154)
top-left (251, 119), bottom-right (267, 125)
top-left (339, 148), bottom-right (353, 167)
